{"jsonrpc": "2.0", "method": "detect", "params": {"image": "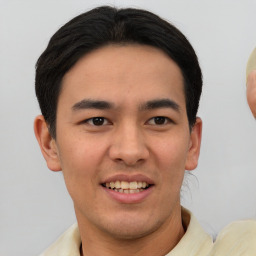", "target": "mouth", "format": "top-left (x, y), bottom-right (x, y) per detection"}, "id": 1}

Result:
top-left (102, 181), bottom-right (152, 194)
